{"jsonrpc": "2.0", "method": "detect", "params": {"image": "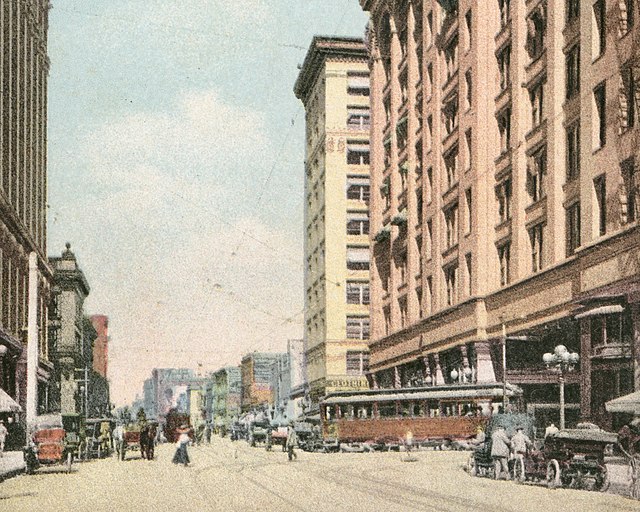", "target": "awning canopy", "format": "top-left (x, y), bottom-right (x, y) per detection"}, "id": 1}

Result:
top-left (605, 391), bottom-right (640, 415)
top-left (0, 388), bottom-right (21, 413)
top-left (575, 304), bottom-right (624, 319)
